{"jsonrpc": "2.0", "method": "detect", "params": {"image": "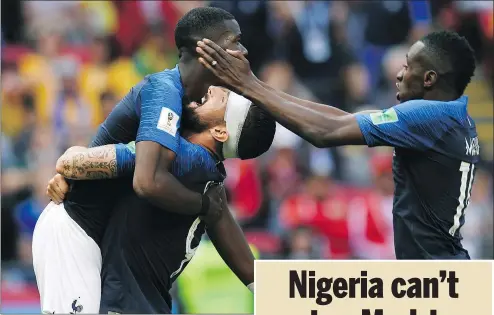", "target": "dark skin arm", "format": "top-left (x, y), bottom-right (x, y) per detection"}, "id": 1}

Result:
top-left (206, 189), bottom-right (254, 287)
top-left (133, 141), bottom-right (213, 216)
top-left (256, 79), bottom-right (350, 117)
top-left (196, 40), bottom-right (378, 148)
top-left (242, 79), bottom-right (365, 147)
